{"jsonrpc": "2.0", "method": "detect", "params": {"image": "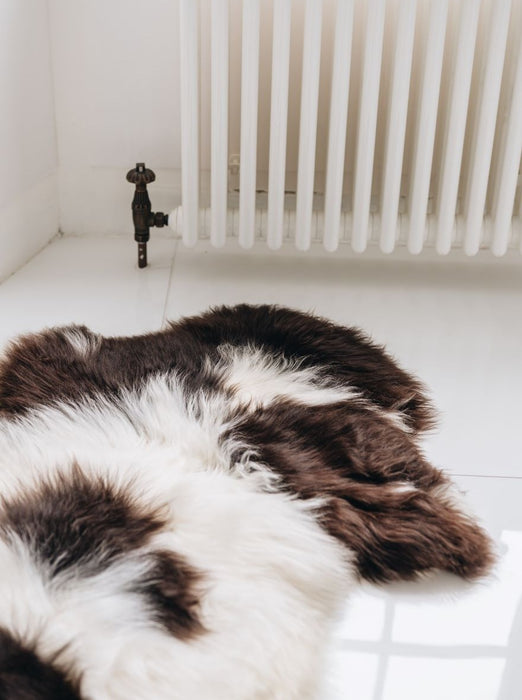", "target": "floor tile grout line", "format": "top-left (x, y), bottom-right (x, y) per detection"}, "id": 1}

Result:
top-left (160, 240), bottom-right (178, 329)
